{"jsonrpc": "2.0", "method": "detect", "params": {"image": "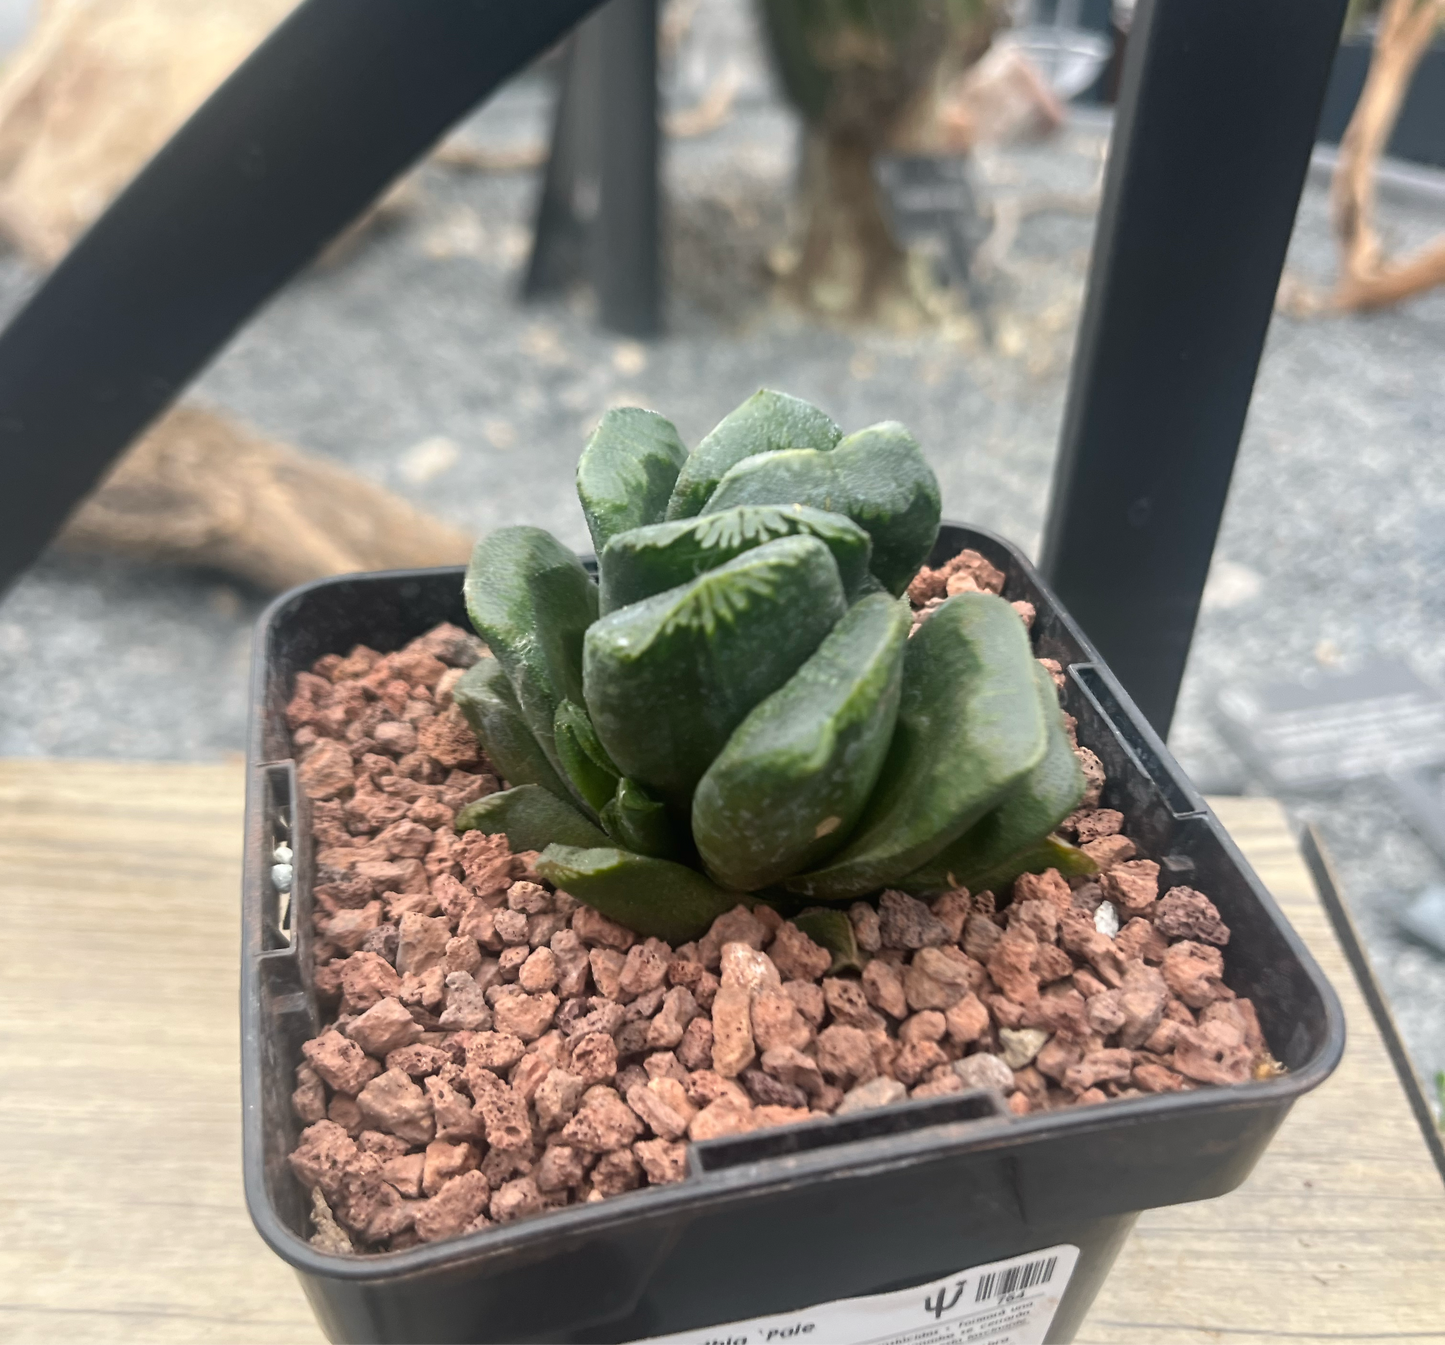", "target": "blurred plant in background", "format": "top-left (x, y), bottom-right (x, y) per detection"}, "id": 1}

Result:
top-left (757, 0), bottom-right (1004, 320)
